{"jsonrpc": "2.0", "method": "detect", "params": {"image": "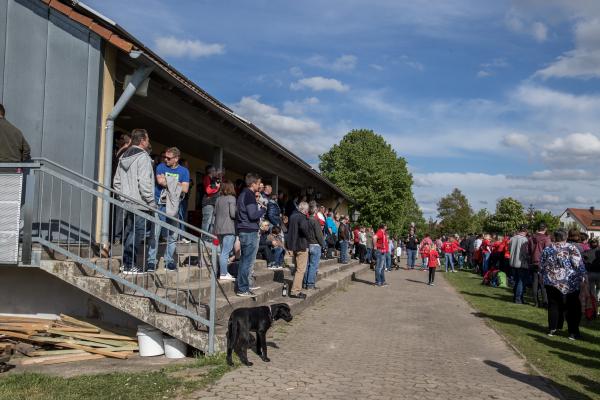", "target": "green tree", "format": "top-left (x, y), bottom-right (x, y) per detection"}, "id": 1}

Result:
top-left (319, 129), bottom-right (423, 234)
top-left (485, 197), bottom-right (527, 234)
top-left (436, 188), bottom-right (474, 235)
top-left (531, 210), bottom-right (561, 232)
top-left (472, 208), bottom-right (490, 233)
